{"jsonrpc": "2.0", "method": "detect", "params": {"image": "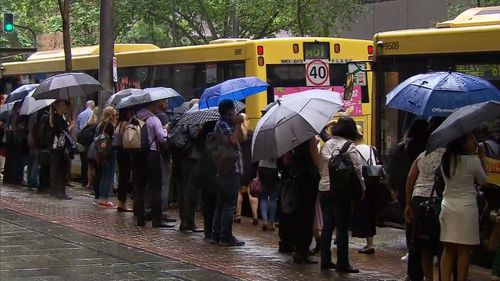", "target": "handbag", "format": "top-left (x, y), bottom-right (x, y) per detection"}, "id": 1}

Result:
top-left (95, 123), bottom-right (112, 159)
top-left (416, 178), bottom-right (442, 243)
top-left (358, 146), bottom-right (386, 178)
top-left (53, 133), bottom-right (66, 151)
top-left (249, 177), bottom-right (262, 197)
